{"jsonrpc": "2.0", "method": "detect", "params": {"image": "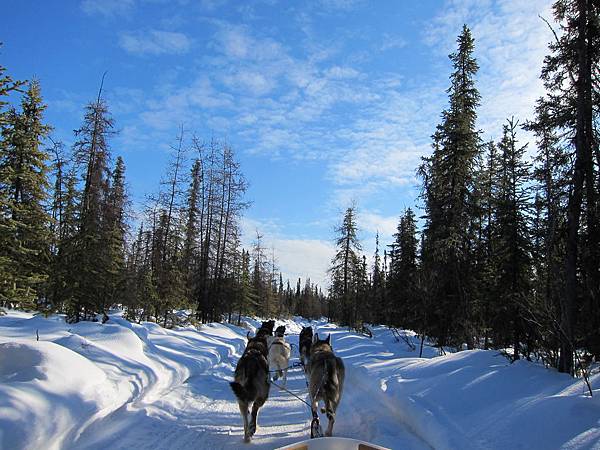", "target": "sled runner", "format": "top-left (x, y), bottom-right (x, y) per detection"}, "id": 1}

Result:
top-left (276, 437), bottom-right (390, 450)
